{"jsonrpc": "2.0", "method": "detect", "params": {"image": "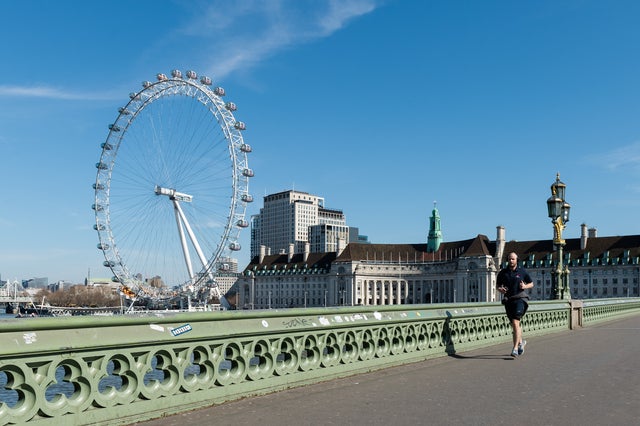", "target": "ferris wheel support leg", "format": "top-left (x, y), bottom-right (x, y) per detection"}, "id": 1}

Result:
top-left (173, 200), bottom-right (216, 283)
top-left (173, 203), bottom-right (195, 281)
